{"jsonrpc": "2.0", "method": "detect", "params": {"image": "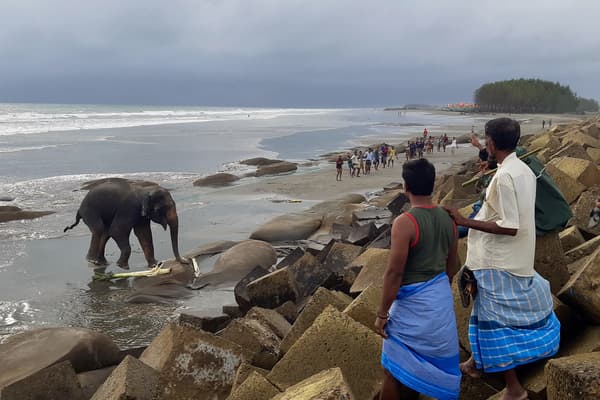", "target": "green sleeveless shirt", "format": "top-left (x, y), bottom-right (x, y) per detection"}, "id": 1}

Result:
top-left (402, 206), bottom-right (455, 285)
